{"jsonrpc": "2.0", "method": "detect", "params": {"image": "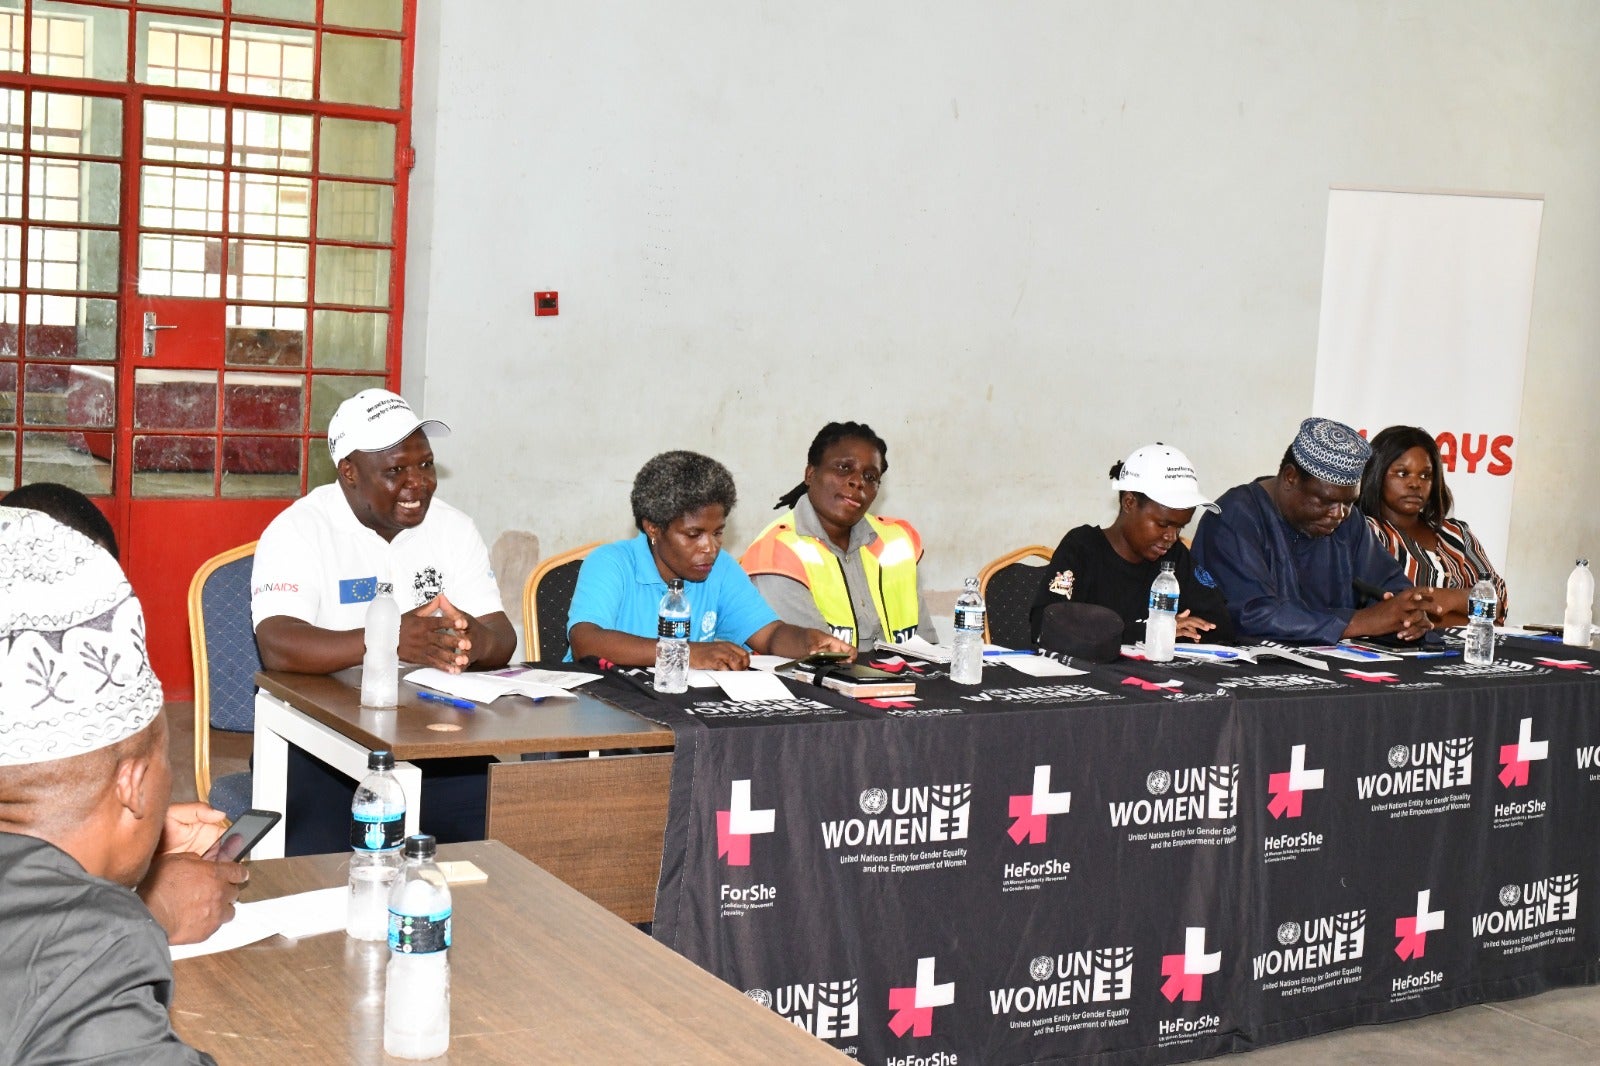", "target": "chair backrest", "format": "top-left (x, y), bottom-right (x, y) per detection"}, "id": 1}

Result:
top-left (521, 541), bottom-right (602, 662)
top-left (977, 545), bottom-right (1053, 648)
top-left (188, 542), bottom-right (262, 804)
